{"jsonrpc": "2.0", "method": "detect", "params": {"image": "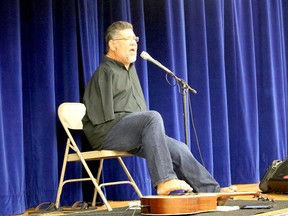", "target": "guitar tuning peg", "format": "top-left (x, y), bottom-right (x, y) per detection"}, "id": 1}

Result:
top-left (254, 195), bottom-right (262, 200)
